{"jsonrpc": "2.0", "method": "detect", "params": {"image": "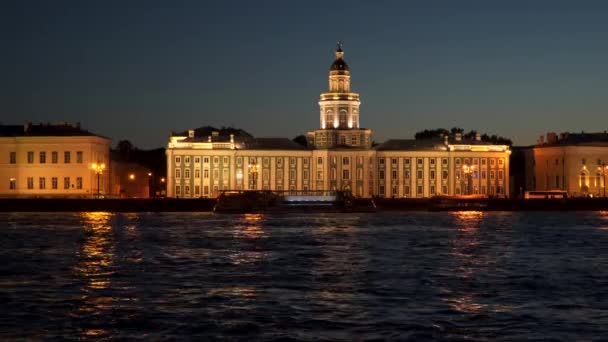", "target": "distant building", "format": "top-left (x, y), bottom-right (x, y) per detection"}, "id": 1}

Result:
top-left (166, 44), bottom-right (511, 198)
top-left (109, 161), bottom-right (151, 198)
top-left (525, 132), bottom-right (608, 197)
top-left (0, 123), bottom-right (111, 197)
